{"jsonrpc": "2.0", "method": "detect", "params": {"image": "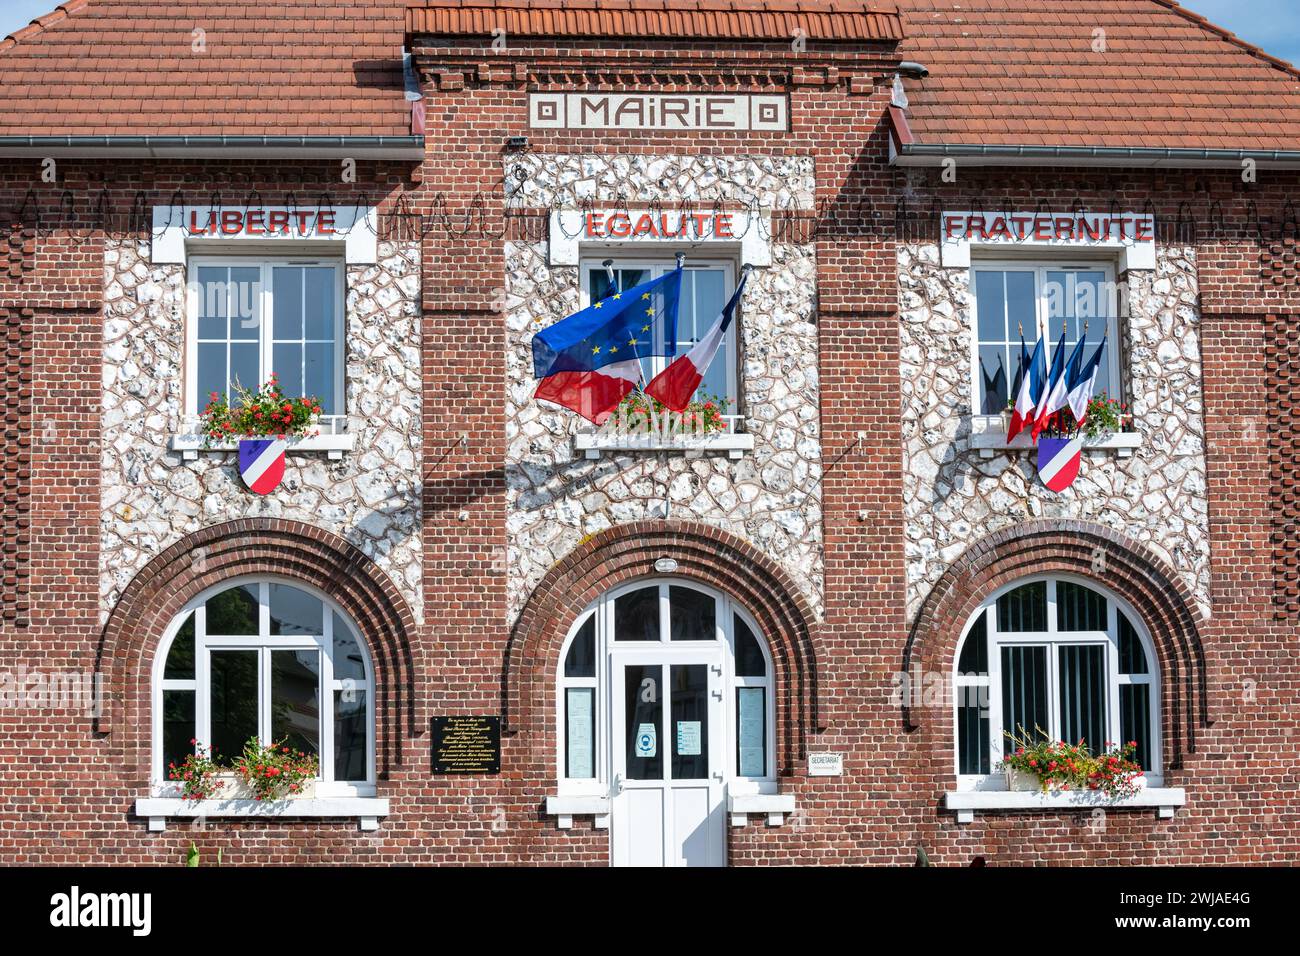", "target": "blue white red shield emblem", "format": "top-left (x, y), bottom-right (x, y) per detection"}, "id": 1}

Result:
top-left (1037, 436), bottom-right (1083, 493)
top-left (237, 438), bottom-right (287, 495)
